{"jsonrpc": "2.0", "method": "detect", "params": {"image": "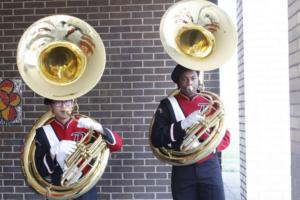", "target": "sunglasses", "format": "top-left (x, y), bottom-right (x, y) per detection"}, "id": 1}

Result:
top-left (52, 100), bottom-right (73, 107)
